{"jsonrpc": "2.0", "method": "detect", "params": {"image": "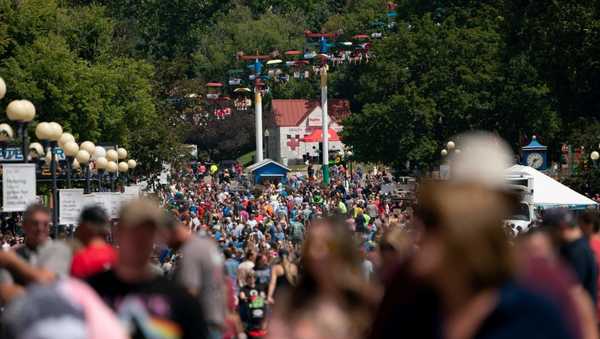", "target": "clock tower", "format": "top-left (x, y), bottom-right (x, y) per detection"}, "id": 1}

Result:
top-left (521, 135), bottom-right (548, 170)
